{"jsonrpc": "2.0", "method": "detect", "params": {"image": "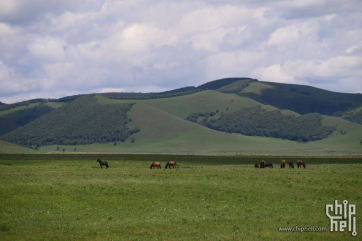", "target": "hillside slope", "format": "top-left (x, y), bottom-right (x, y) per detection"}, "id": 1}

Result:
top-left (0, 140), bottom-right (37, 154)
top-left (238, 82), bottom-right (362, 116)
top-left (1, 96), bottom-right (137, 146)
